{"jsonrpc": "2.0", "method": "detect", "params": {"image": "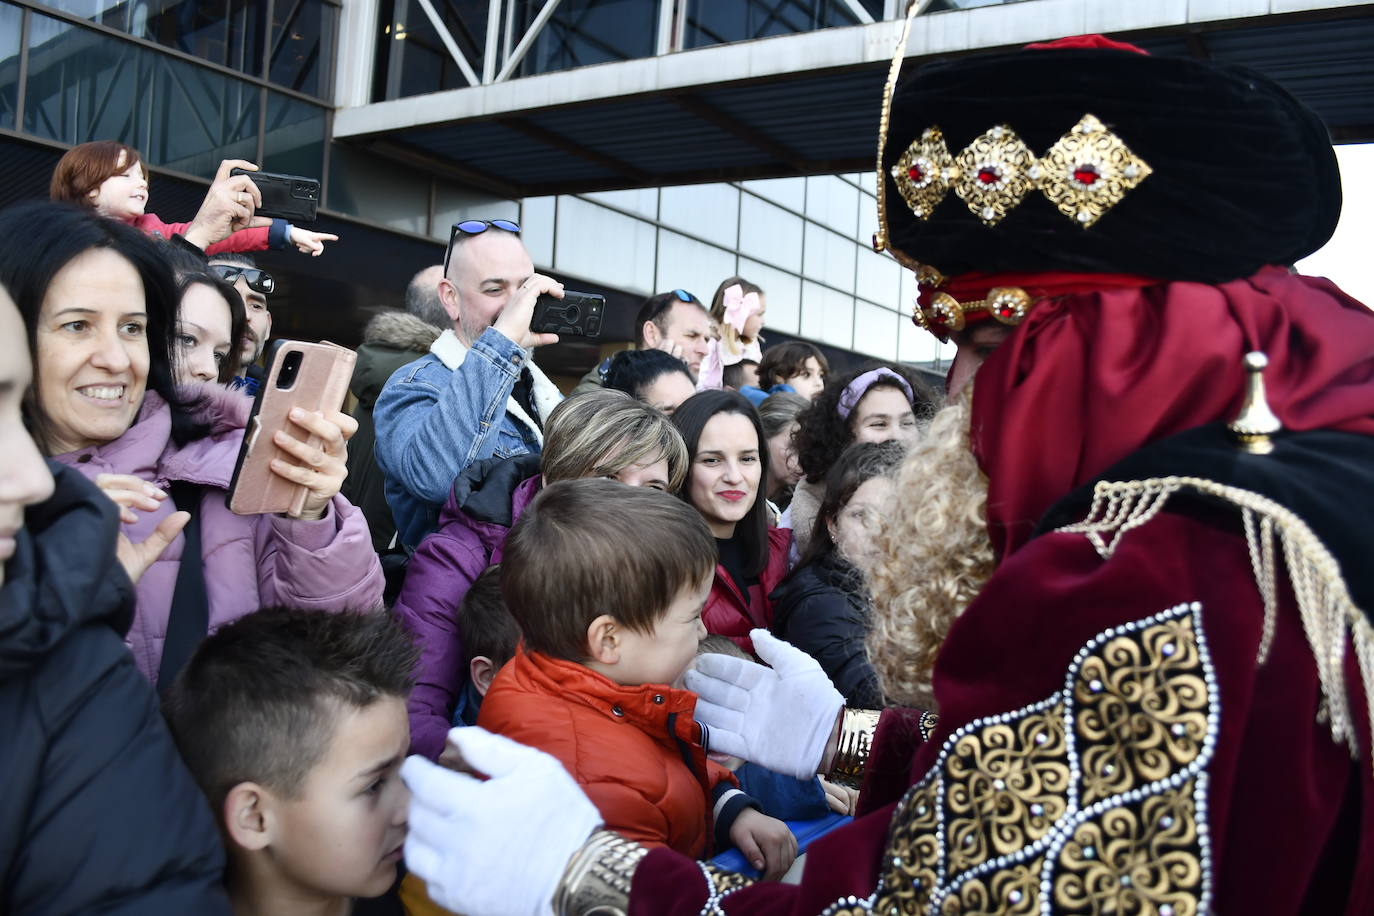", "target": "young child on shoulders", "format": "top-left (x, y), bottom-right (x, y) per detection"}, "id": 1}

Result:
top-left (477, 478), bottom-right (797, 878)
top-left (163, 607), bottom-right (419, 916)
